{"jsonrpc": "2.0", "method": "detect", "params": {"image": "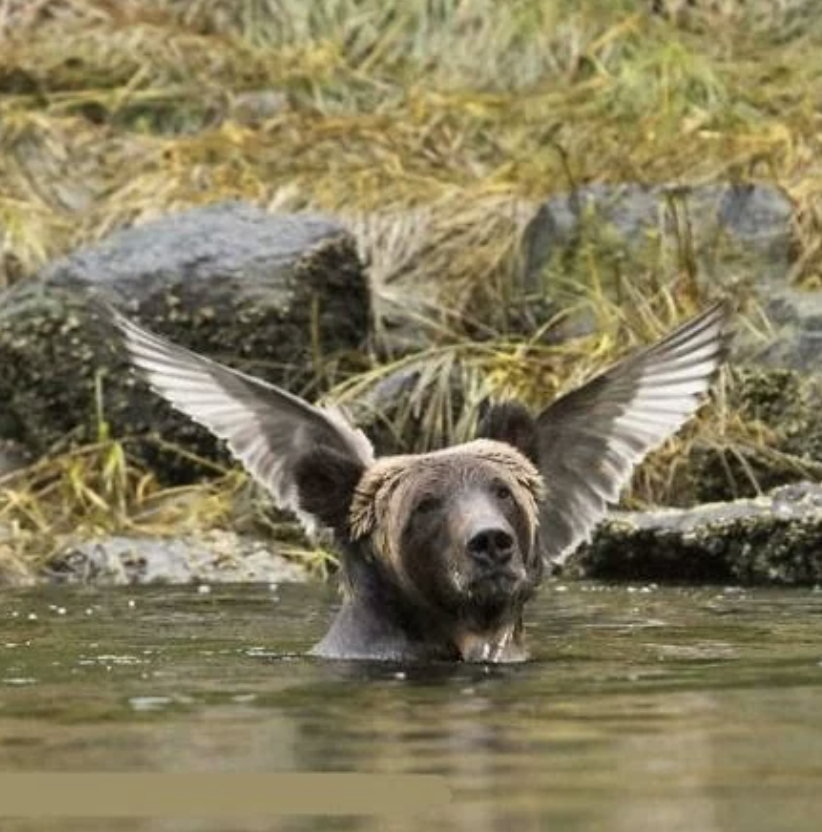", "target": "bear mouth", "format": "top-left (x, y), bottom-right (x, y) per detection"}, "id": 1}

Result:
top-left (473, 567), bottom-right (518, 589)
top-left (468, 565), bottom-right (526, 593)
top-left (463, 566), bottom-right (529, 618)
